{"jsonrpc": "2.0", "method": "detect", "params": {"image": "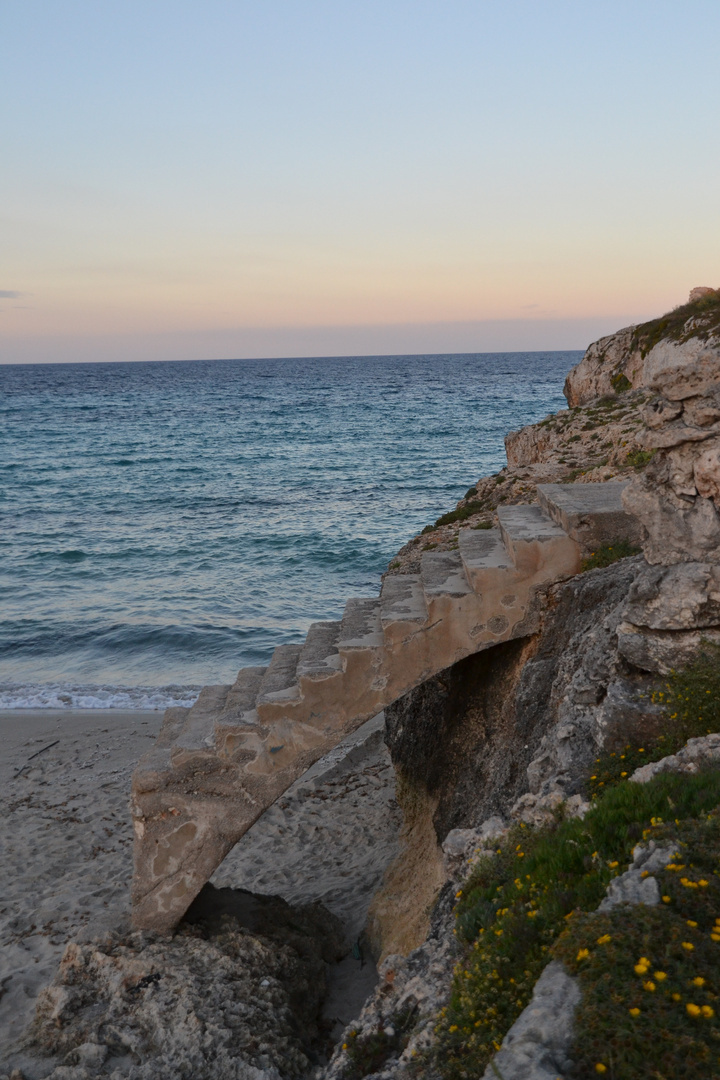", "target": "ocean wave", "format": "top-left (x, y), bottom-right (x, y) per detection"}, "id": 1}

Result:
top-left (0, 682), bottom-right (201, 711)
